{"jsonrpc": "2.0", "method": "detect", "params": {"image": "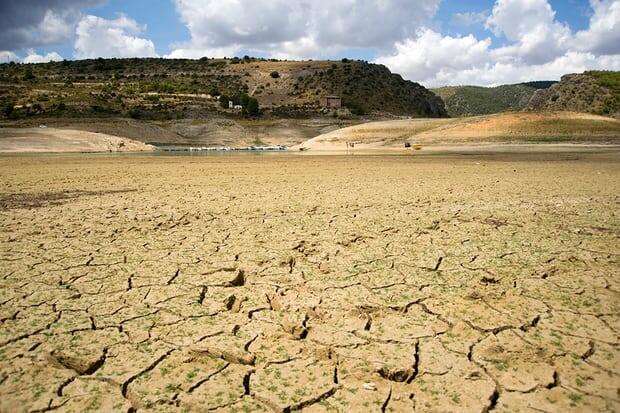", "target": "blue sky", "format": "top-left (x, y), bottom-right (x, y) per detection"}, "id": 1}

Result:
top-left (35, 0), bottom-right (595, 59)
top-left (82, 0), bottom-right (188, 56)
top-left (1, 0), bottom-right (618, 86)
